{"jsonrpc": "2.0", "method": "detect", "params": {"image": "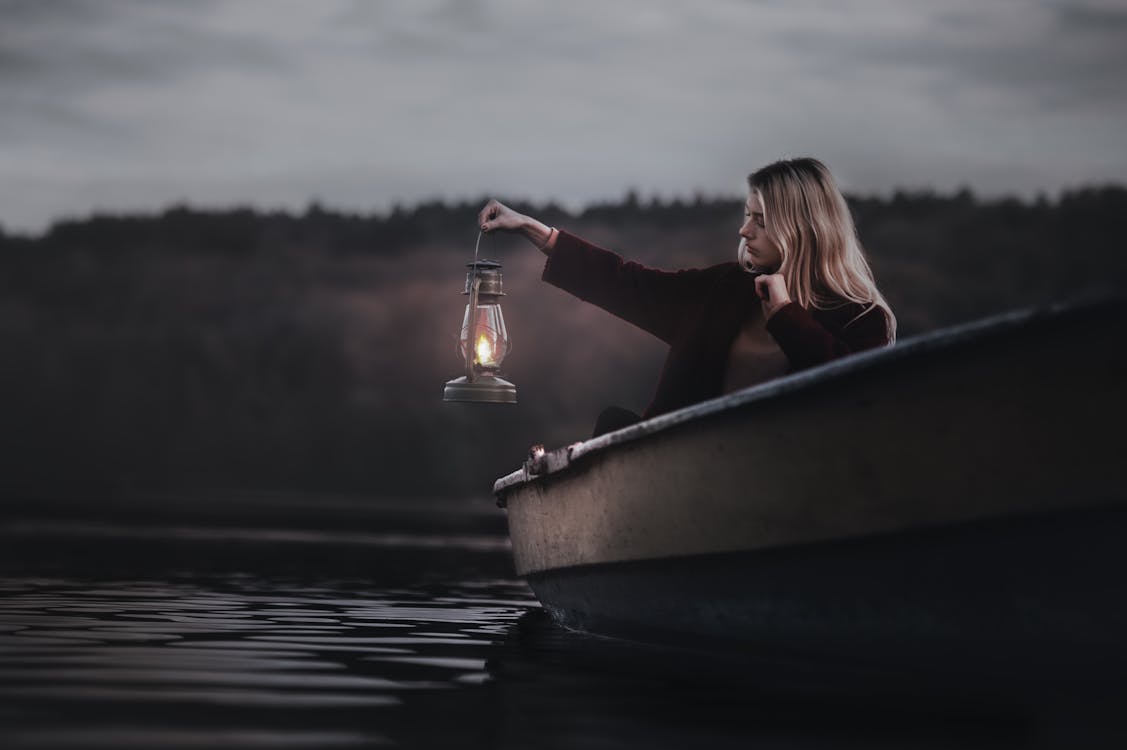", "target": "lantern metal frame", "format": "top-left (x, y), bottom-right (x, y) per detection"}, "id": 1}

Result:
top-left (443, 254), bottom-right (517, 404)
